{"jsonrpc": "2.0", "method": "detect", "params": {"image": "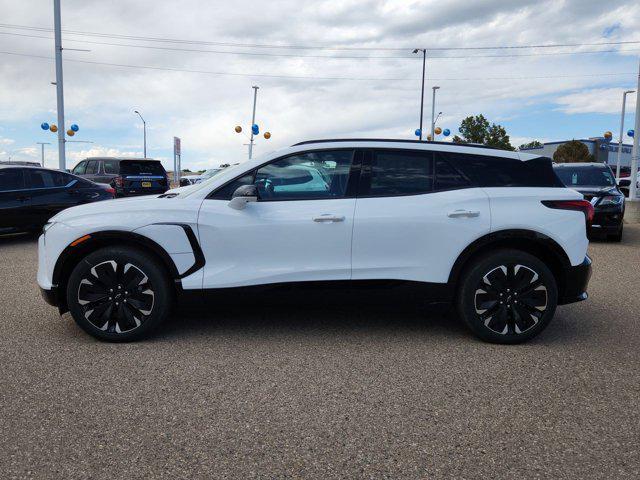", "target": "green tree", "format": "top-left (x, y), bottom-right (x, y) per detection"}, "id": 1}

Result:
top-left (552, 140), bottom-right (595, 163)
top-left (452, 114), bottom-right (515, 151)
top-left (518, 140), bottom-right (543, 150)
